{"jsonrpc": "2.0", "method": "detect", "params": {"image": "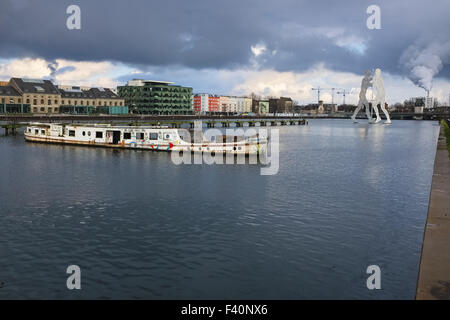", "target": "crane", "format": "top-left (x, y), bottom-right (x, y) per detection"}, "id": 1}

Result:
top-left (336, 89), bottom-right (351, 105)
top-left (311, 87), bottom-right (336, 104)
